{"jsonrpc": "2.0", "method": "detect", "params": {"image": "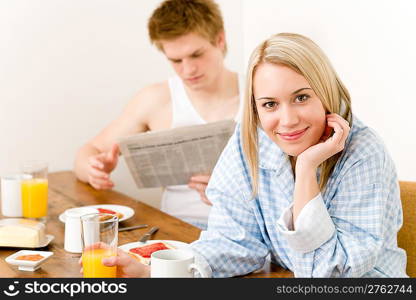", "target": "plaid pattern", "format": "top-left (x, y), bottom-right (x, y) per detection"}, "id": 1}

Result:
top-left (276, 193), bottom-right (336, 253)
top-left (190, 116), bottom-right (407, 277)
top-left (185, 219), bottom-right (208, 231)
